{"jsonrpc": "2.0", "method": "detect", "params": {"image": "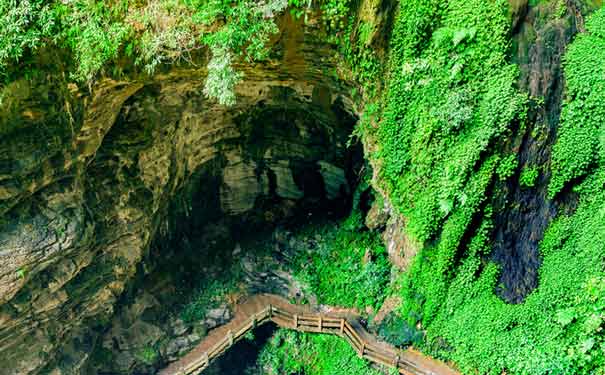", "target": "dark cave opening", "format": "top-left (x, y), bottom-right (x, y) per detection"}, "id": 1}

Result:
top-left (86, 90), bottom-right (363, 374)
